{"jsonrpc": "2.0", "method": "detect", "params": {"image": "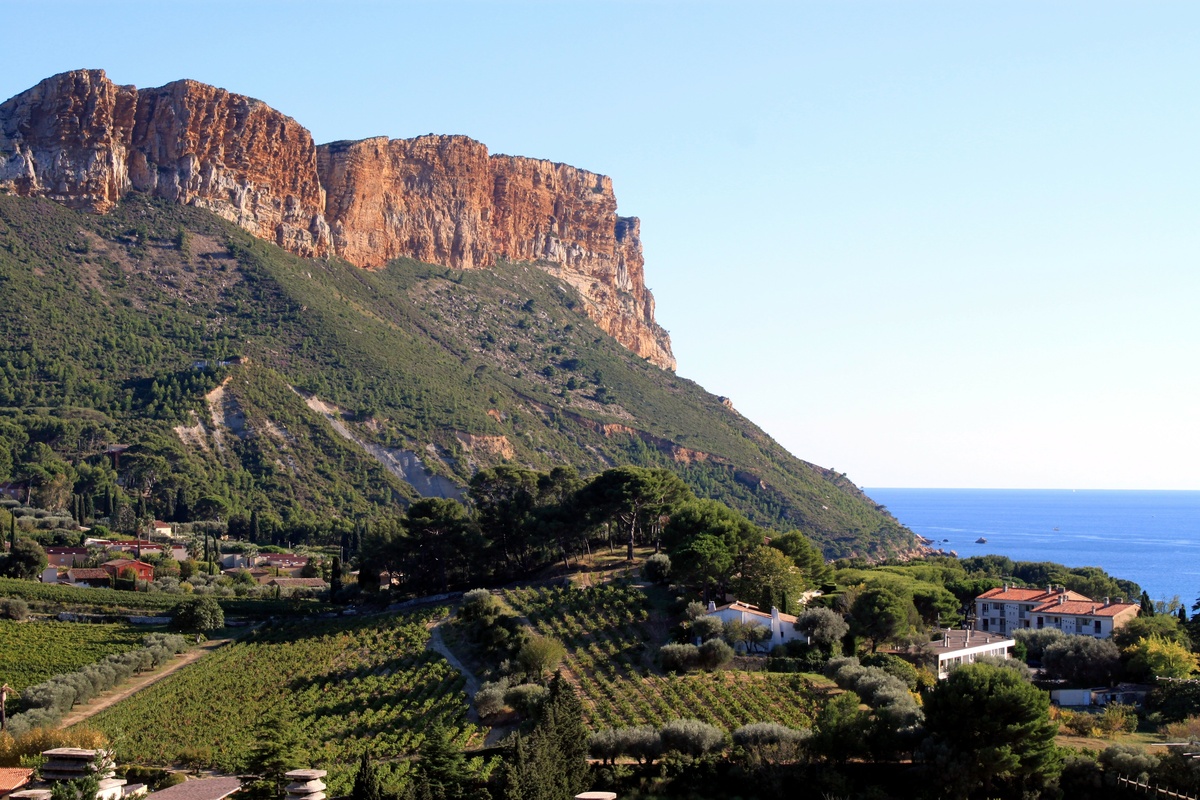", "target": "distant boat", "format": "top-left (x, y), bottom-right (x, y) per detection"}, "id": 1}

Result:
top-left (1053, 527), bottom-right (1060, 531)
top-left (975, 537), bottom-right (988, 544)
top-left (943, 538), bottom-right (950, 542)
